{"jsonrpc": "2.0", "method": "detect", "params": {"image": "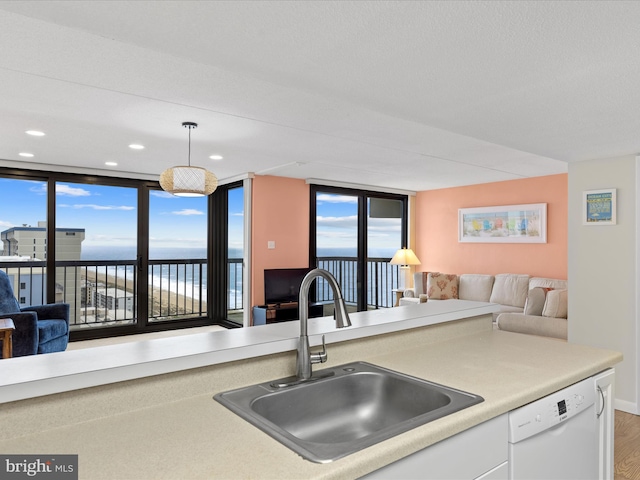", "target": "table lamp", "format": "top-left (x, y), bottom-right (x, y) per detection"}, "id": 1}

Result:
top-left (390, 247), bottom-right (421, 290)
